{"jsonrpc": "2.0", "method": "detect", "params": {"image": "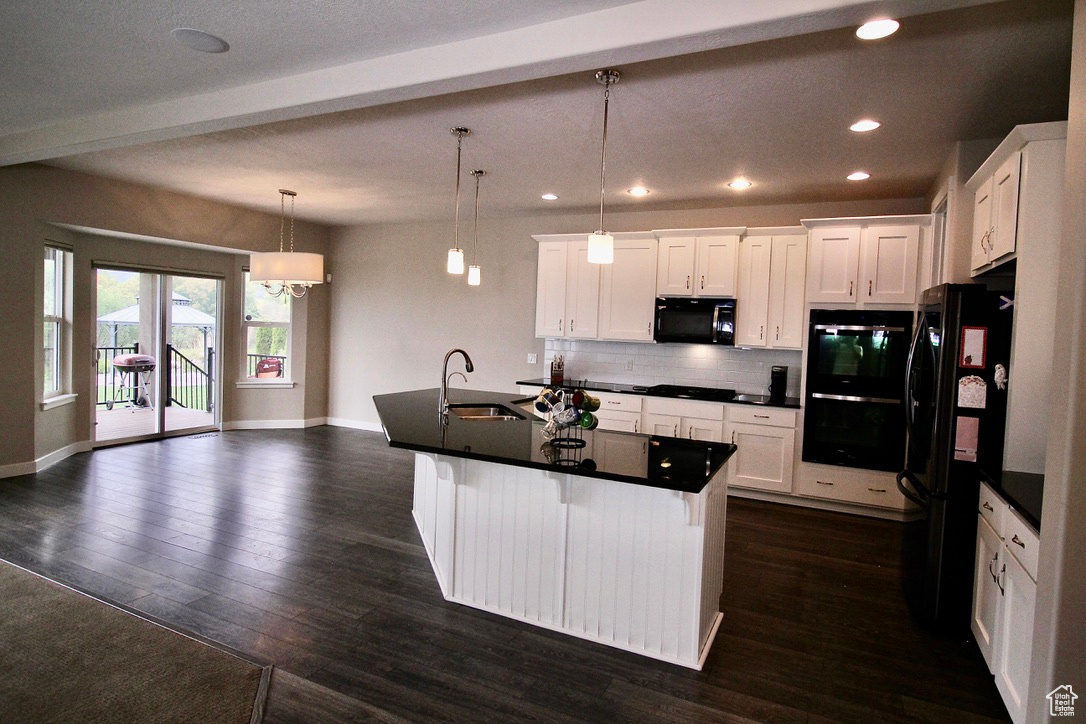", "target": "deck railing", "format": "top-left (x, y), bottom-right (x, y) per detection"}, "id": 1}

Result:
top-left (166, 345), bottom-right (214, 412)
